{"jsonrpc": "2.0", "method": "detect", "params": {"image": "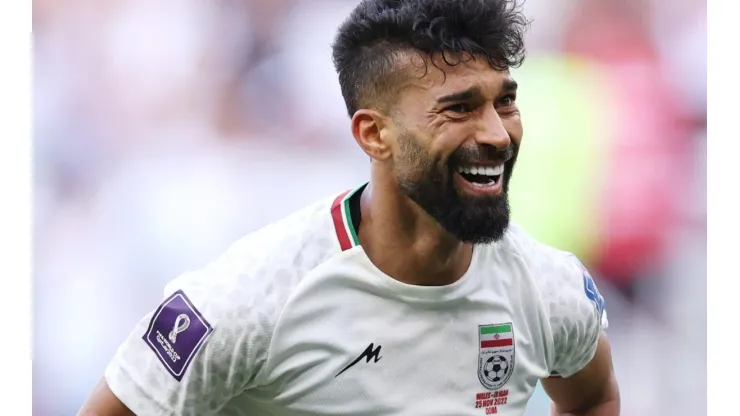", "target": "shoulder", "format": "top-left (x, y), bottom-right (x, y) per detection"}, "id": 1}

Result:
top-left (497, 223), bottom-right (604, 317)
top-left (496, 222), bottom-right (574, 275)
top-left (170, 193), bottom-right (345, 326)
top-left (105, 193), bottom-right (350, 414)
top-left (496, 223), bottom-right (608, 377)
top-left (144, 193), bottom-right (344, 380)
